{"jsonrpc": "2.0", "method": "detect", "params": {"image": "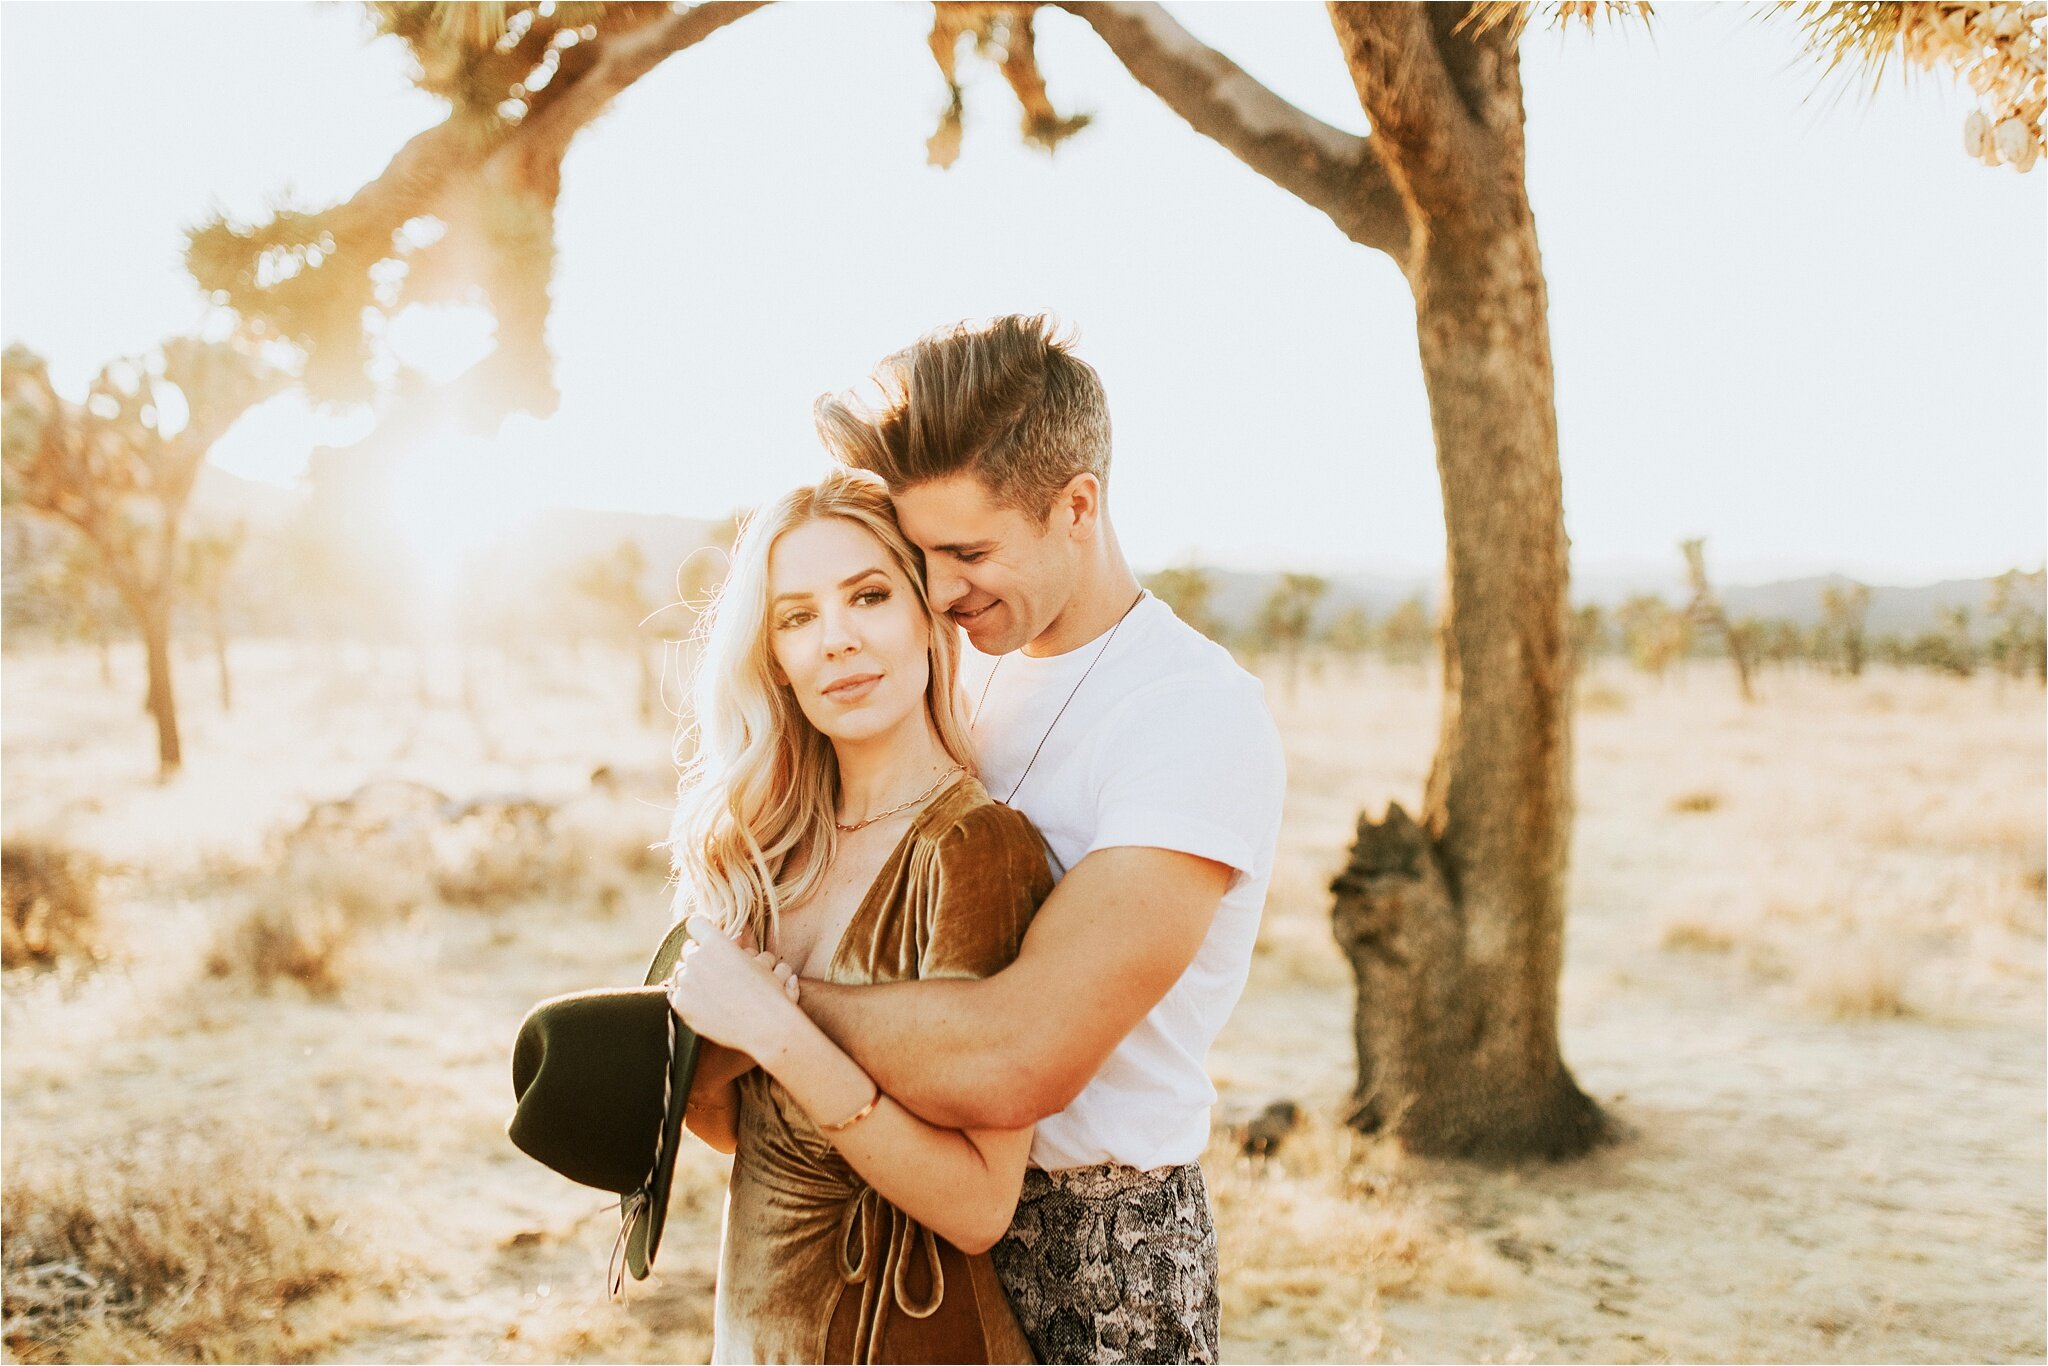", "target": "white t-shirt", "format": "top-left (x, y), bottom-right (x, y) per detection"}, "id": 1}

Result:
top-left (959, 593), bottom-right (1286, 1171)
